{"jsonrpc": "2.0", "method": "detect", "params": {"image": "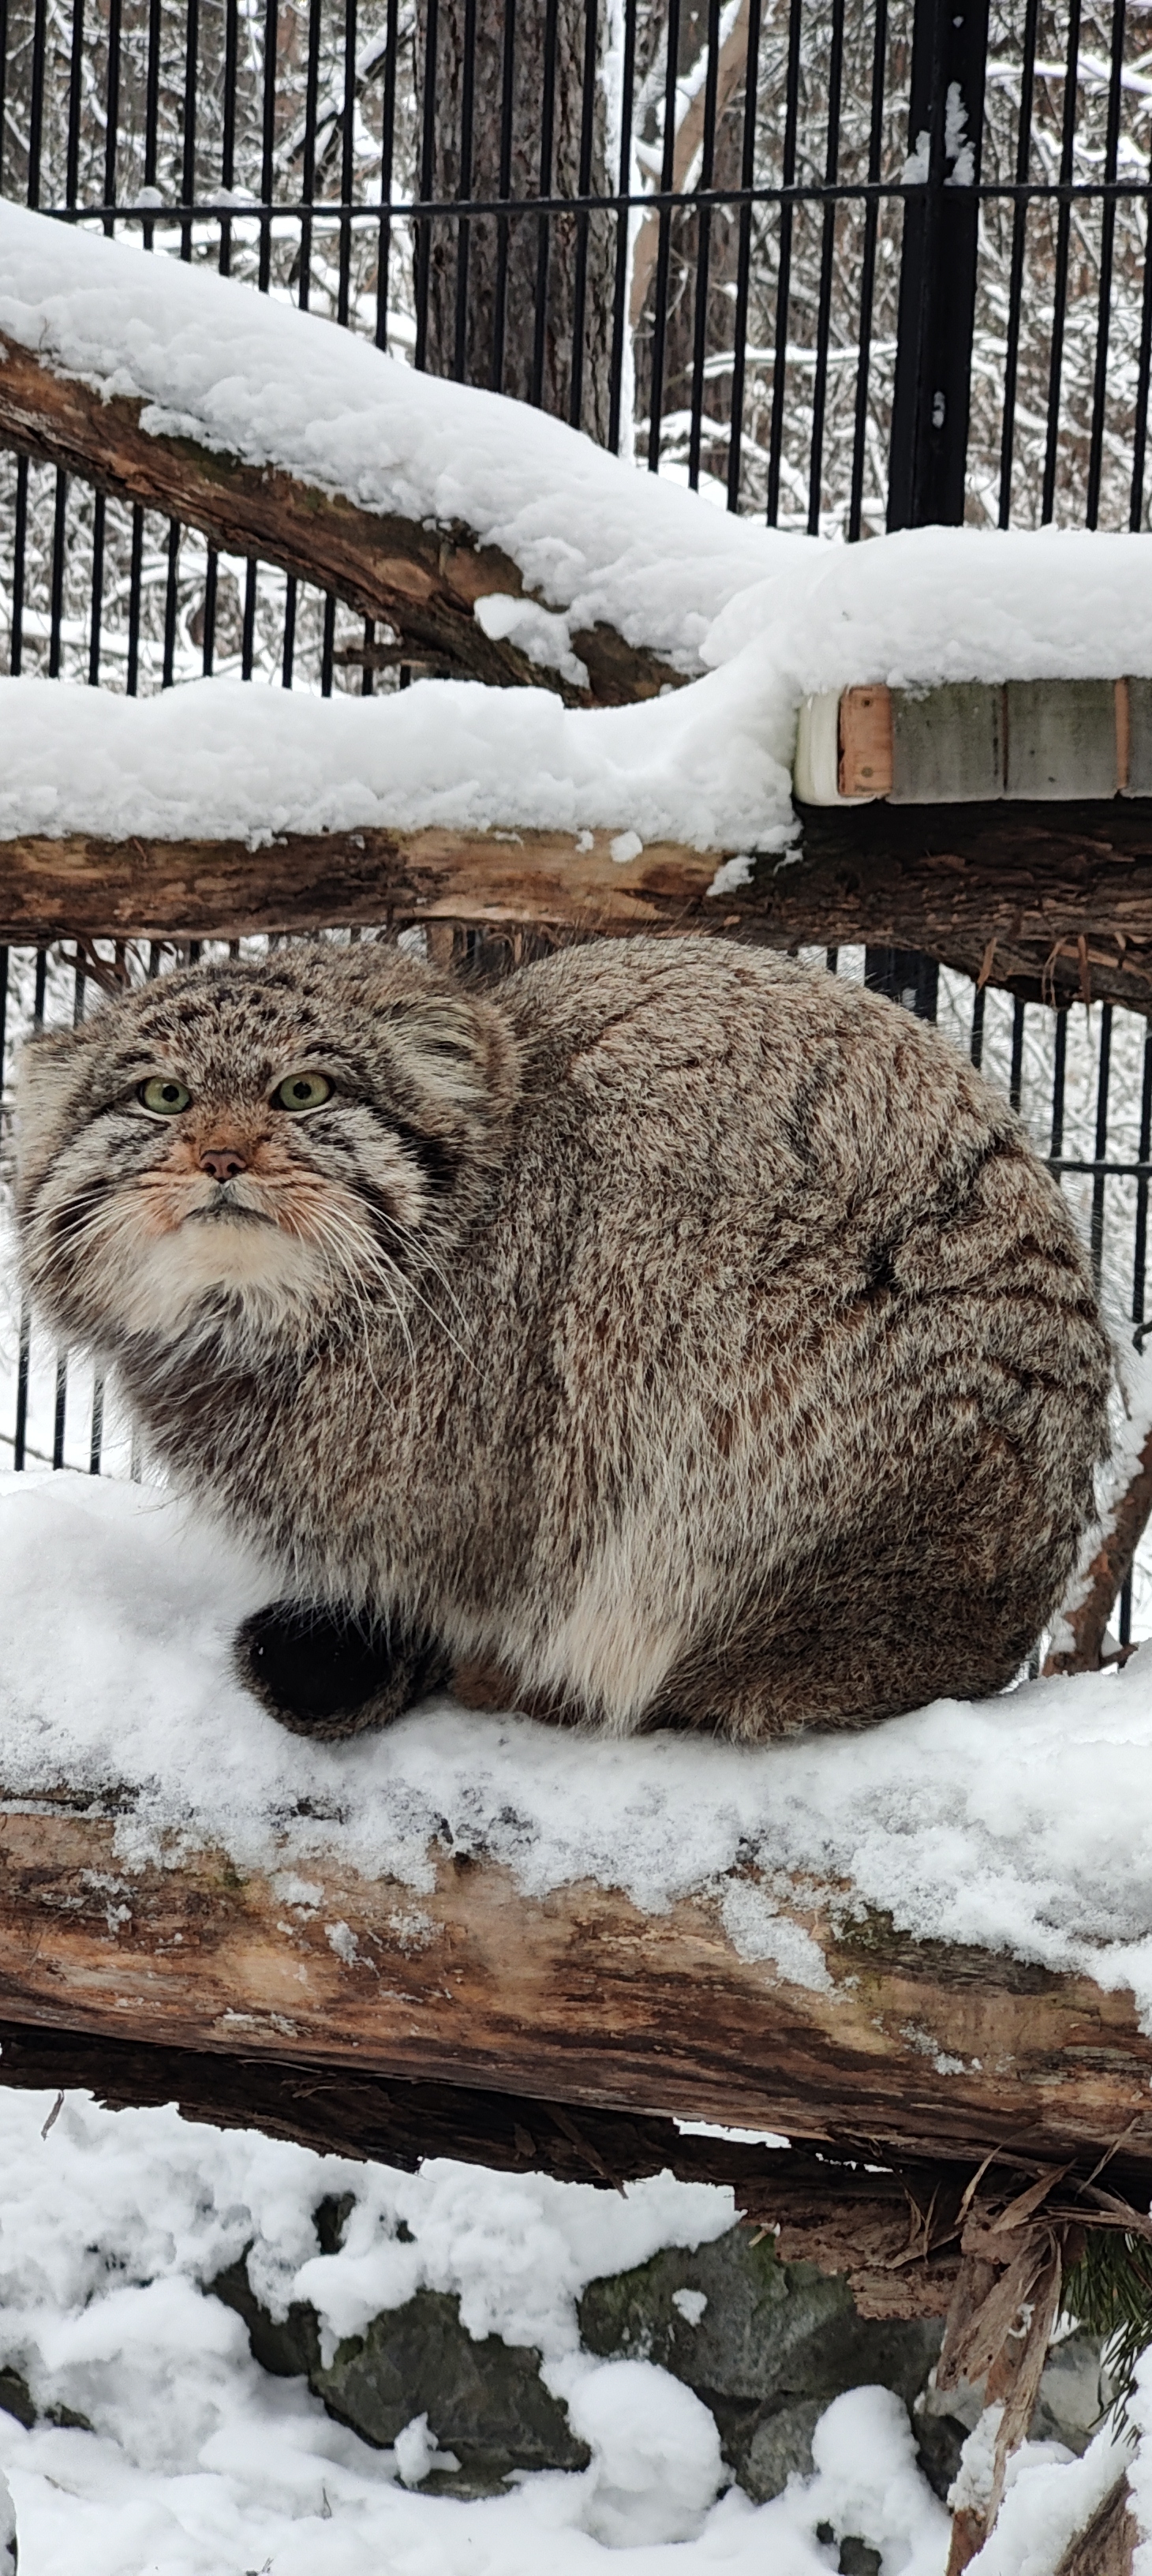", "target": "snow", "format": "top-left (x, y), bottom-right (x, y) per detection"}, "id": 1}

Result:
top-left (0, 2071), bottom-right (1132, 2571)
top-left (0, 2082), bottom-right (950, 2574)
top-left (9, 1467), bottom-right (1152, 2025)
top-left (2, 205), bottom-right (1152, 859)
top-left (0, 197), bottom-right (812, 679)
